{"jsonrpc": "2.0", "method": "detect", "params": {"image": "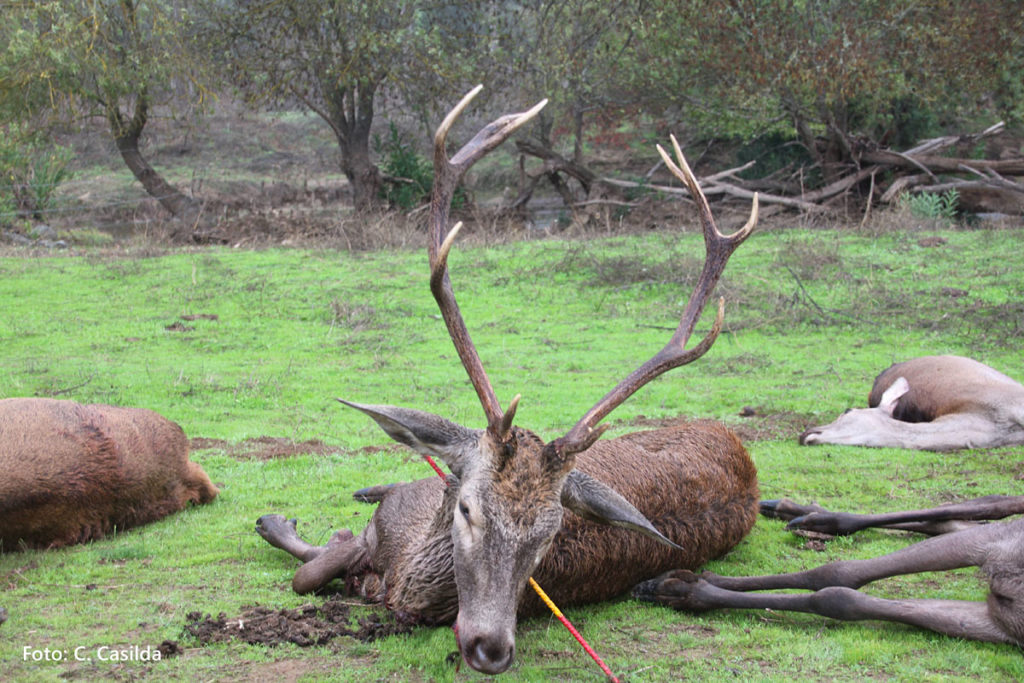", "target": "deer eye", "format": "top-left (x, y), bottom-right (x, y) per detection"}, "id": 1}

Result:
top-left (458, 500), bottom-right (471, 520)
